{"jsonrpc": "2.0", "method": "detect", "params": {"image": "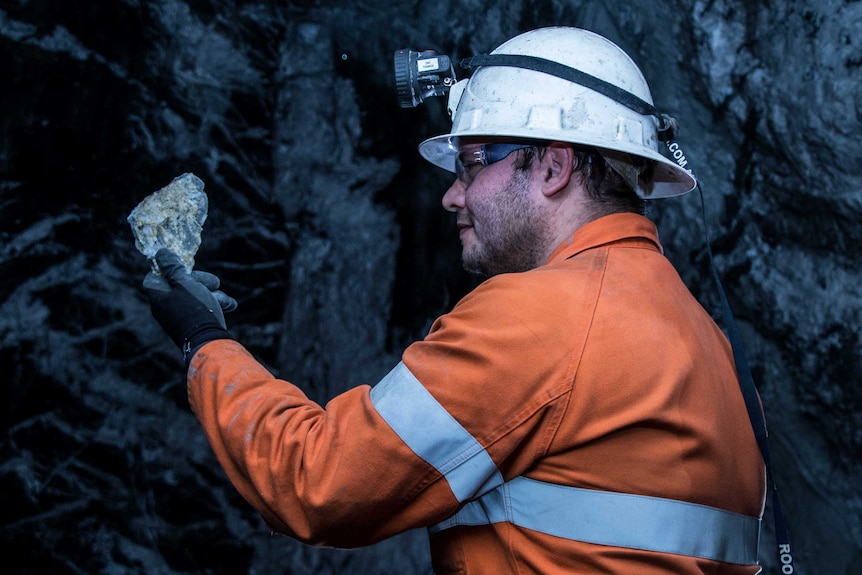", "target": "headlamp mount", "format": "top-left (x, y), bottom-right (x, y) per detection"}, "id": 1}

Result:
top-left (394, 49), bottom-right (457, 109)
